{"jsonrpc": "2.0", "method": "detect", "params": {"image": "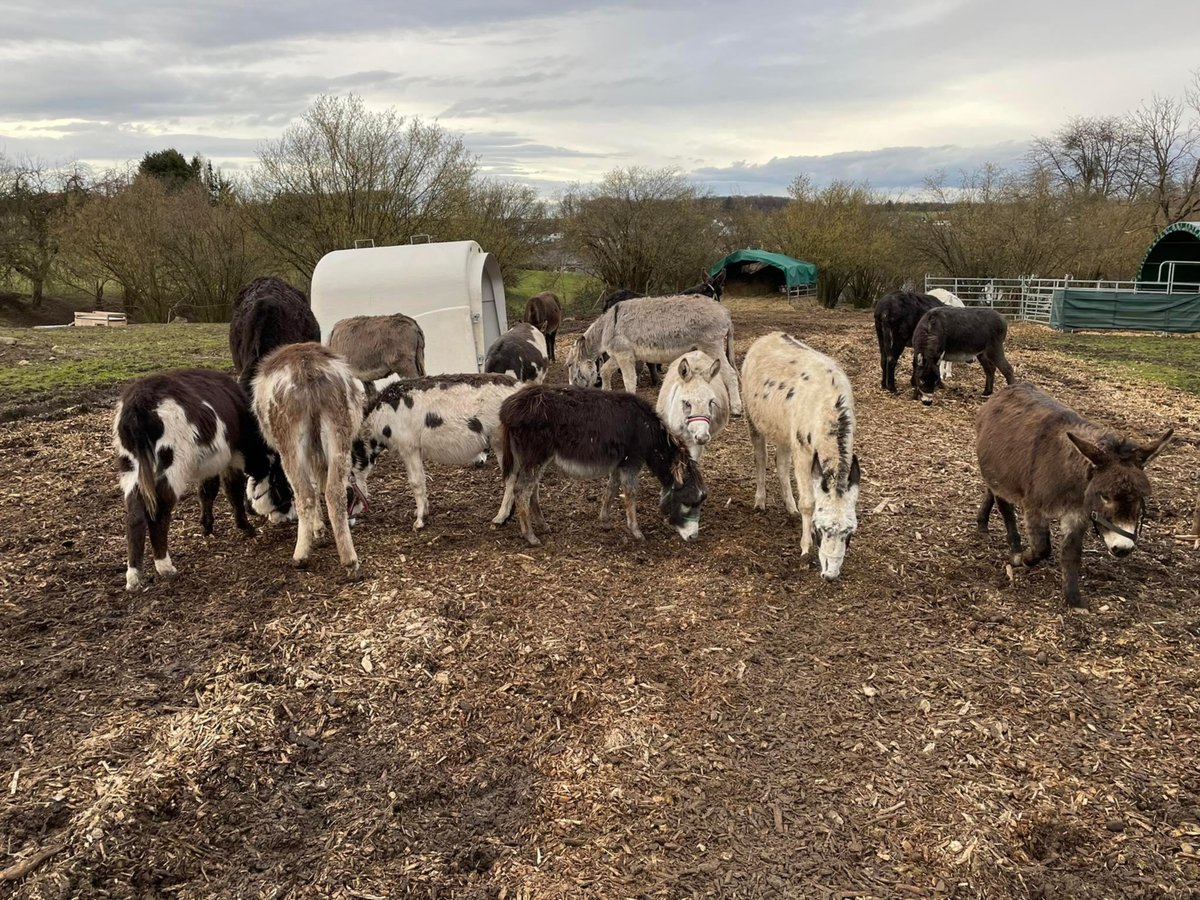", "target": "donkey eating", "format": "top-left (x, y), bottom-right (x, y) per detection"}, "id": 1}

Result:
top-left (493, 385), bottom-right (707, 545)
top-left (741, 332), bottom-right (861, 580)
top-left (566, 295), bottom-right (742, 415)
top-left (911, 306), bottom-right (1014, 405)
top-left (975, 383), bottom-right (1173, 608)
